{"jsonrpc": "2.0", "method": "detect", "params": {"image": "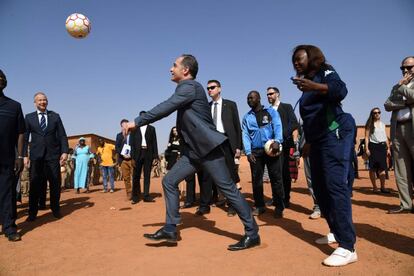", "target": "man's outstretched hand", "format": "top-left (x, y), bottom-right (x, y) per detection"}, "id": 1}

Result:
top-left (122, 121), bottom-right (137, 136)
